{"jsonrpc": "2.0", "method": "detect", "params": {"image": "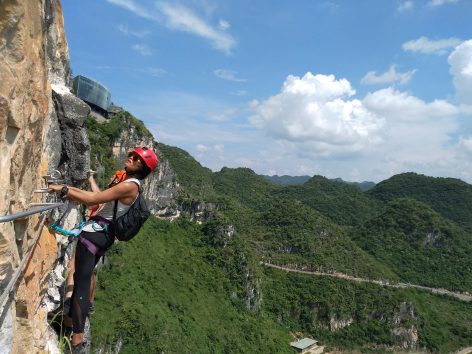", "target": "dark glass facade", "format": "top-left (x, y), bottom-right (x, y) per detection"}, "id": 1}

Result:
top-left (72, 75), bottom-right (111, 112)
